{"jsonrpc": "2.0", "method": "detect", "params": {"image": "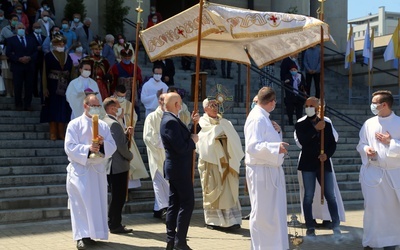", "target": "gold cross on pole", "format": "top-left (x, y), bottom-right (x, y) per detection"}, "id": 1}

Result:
top-left (136, 0), bottom-right (143, 23)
